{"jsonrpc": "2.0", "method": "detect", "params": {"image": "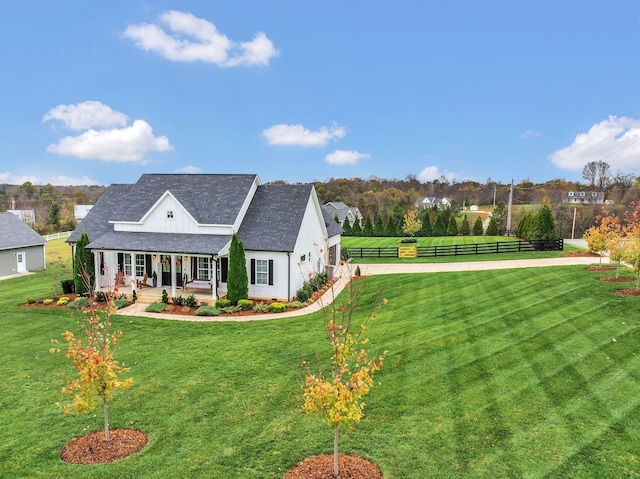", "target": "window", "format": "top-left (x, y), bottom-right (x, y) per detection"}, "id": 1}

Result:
top-left (251, 259), bottom-right (273, 285)
top-left (197, 257), bottom-right (211, 280)
top-left (123, 253), bottom-right (132, 276)
top-left (256, 259), bottom-right (269, 285)
top-left (167, 210), bottom-right (174, 219)
top-left (135, 255), bottom-right (145, 277)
